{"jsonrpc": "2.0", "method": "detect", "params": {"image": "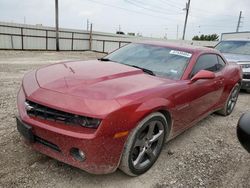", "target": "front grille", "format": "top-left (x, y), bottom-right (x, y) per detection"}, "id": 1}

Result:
top-left (25, 100), bottom-right (78, 125)
top-left (243, 74), bottom-right (250, 79)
